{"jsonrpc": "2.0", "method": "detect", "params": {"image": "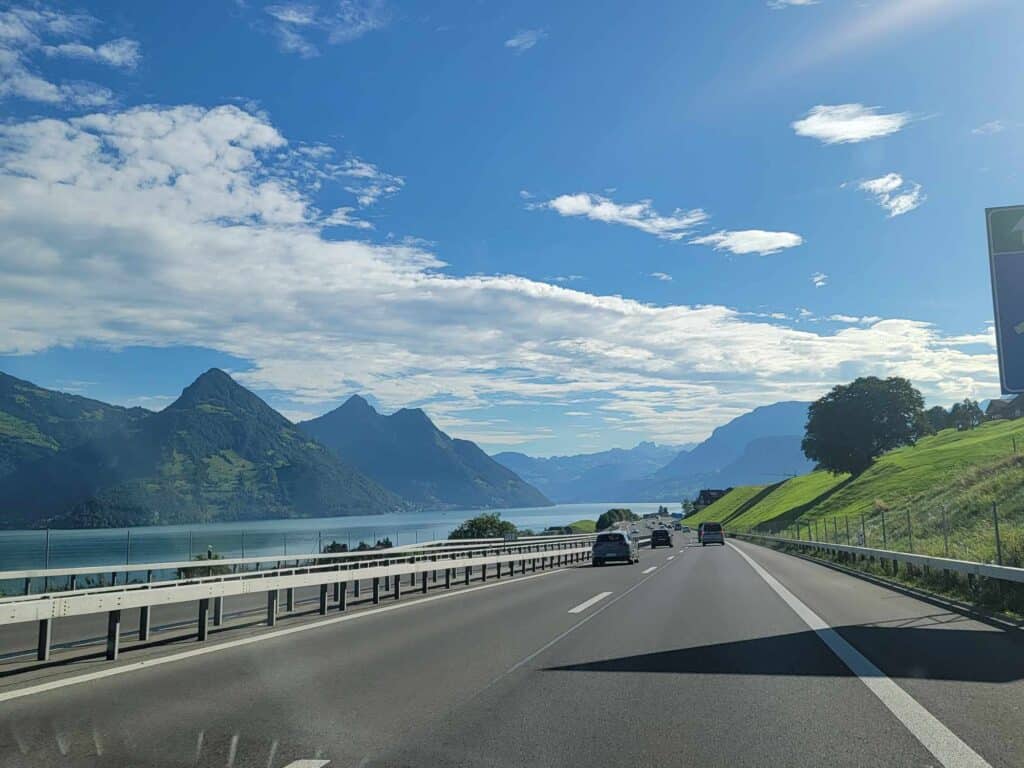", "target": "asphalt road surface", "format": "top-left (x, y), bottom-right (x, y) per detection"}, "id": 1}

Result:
top-left (2, 536), bottom-right (1023, 767)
